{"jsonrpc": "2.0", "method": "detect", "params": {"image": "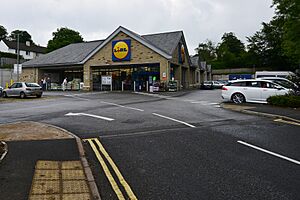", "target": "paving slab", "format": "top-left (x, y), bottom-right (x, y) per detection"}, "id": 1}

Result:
top-left (0, 121), bottom-right (73, 141)
top-left (0, 122), bottom-right (99, 200)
